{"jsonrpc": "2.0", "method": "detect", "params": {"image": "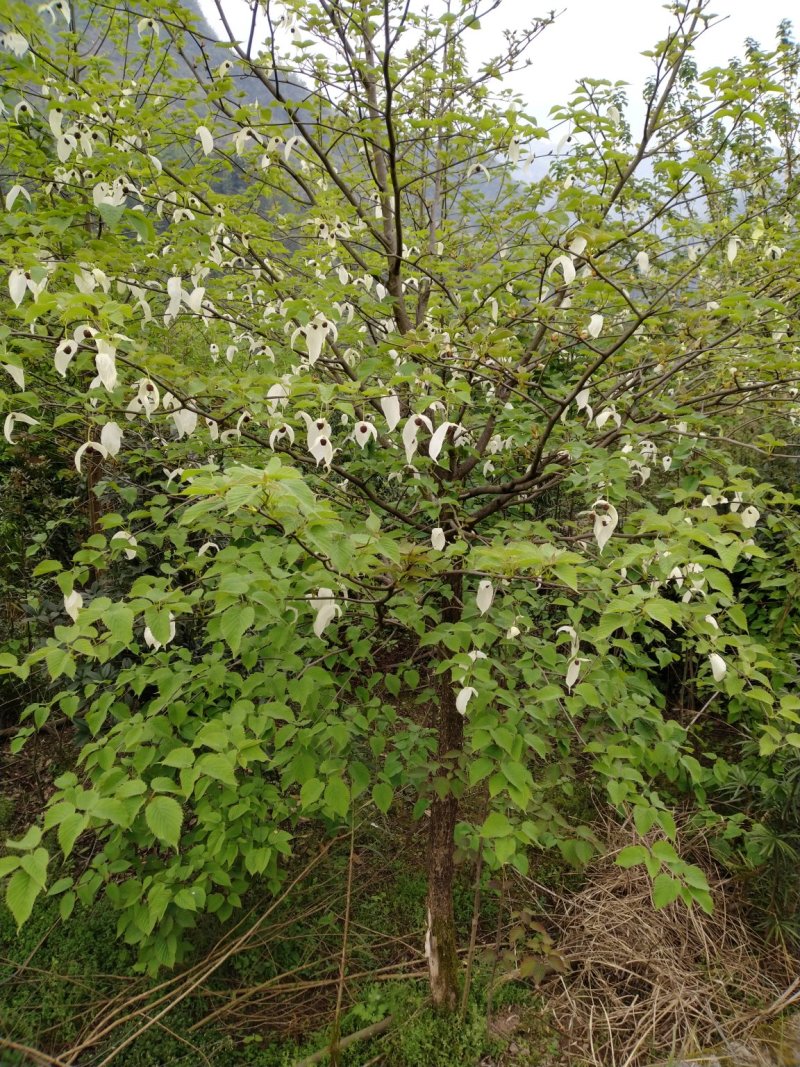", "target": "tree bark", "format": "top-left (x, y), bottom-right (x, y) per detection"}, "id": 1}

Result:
top-left (425, 576), bottom-right (464, 1011)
